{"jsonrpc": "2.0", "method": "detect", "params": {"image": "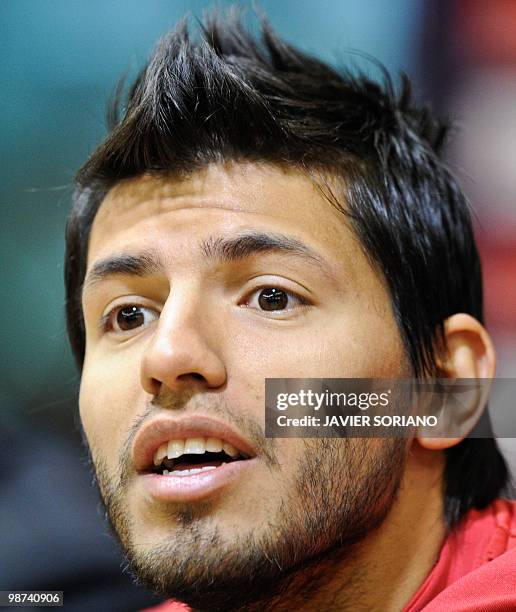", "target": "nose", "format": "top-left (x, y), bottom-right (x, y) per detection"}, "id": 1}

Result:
top-left (140, 288), bottom-right (227, 397)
